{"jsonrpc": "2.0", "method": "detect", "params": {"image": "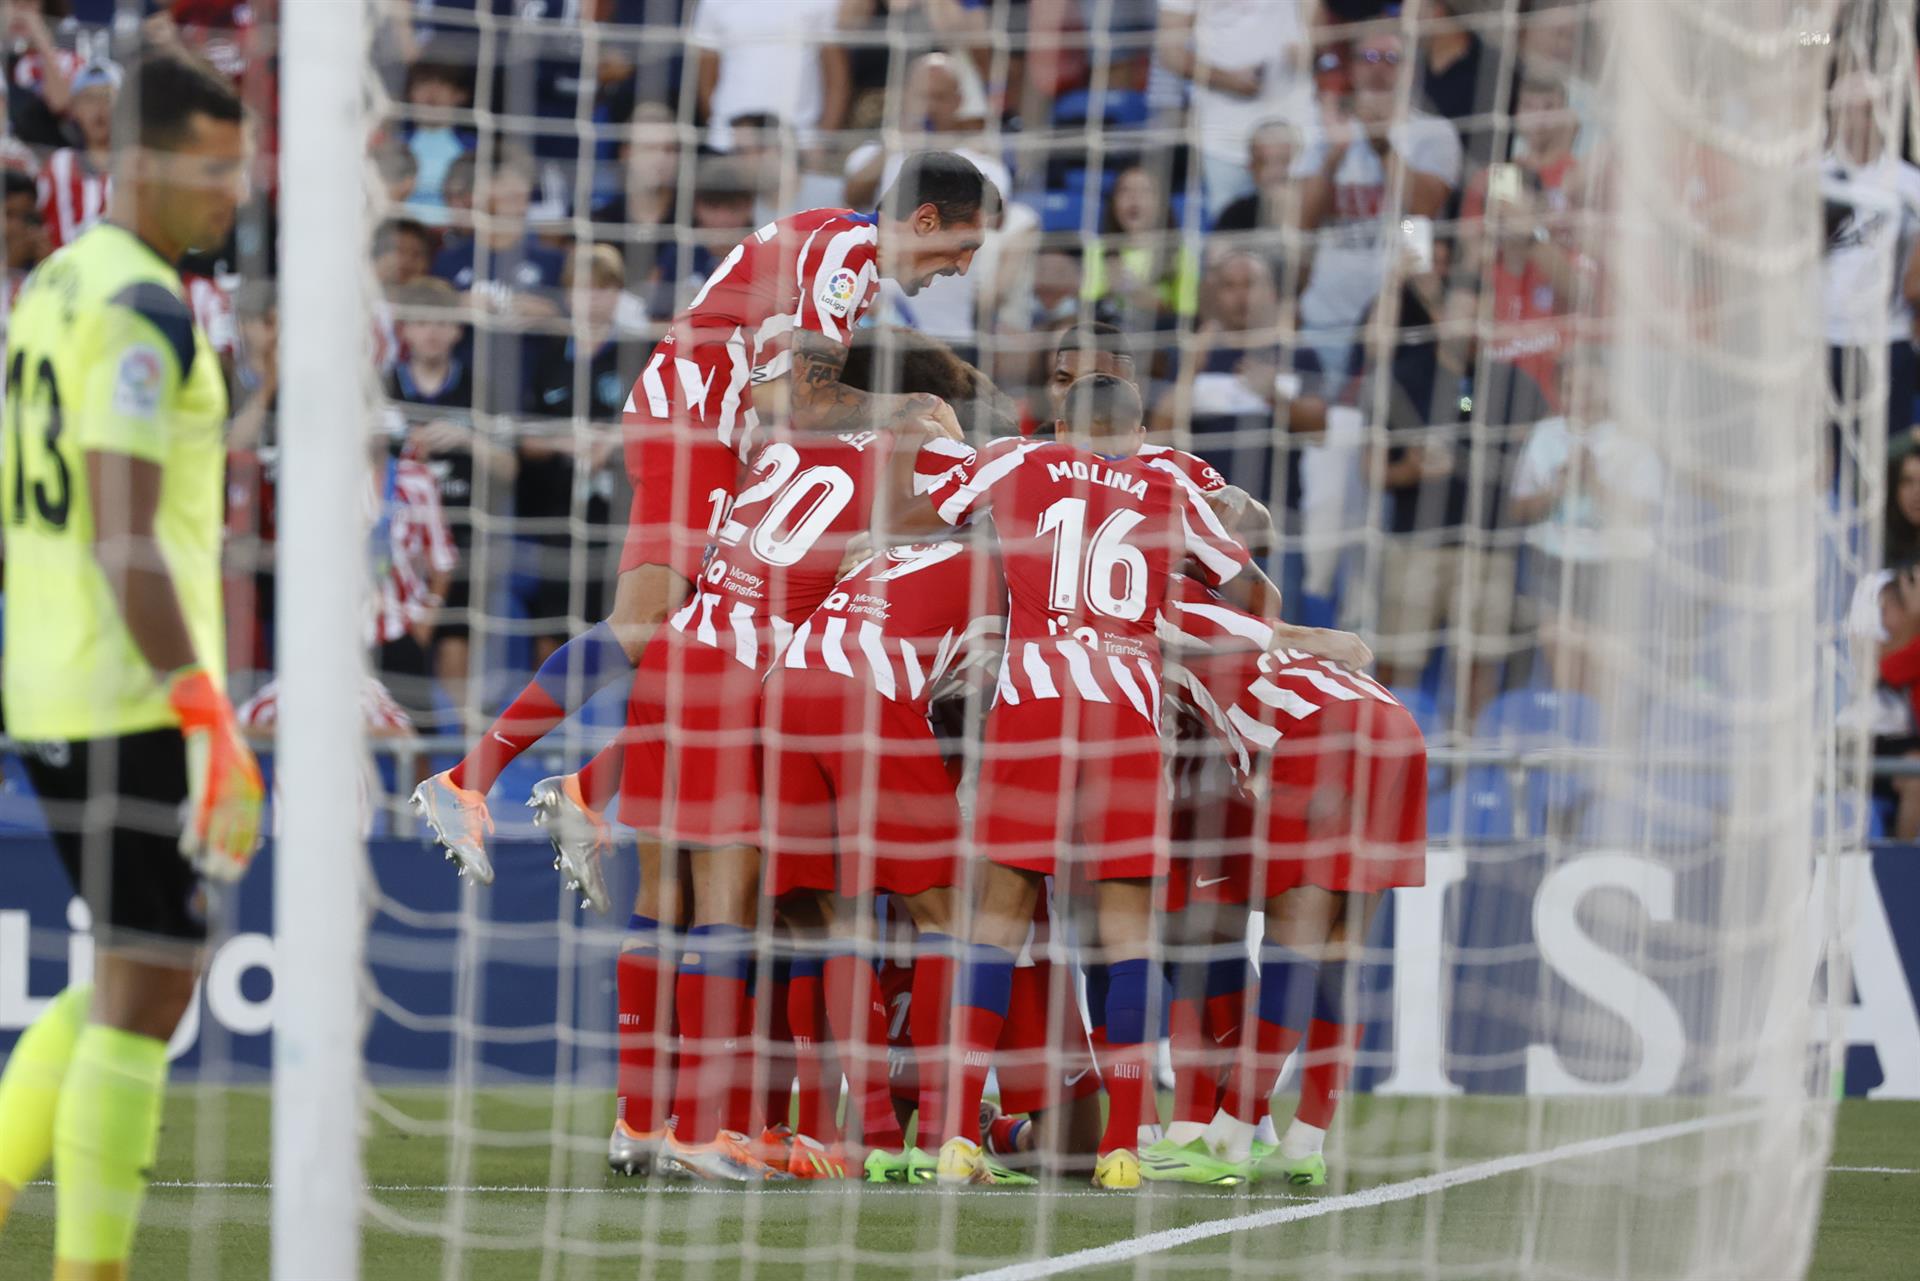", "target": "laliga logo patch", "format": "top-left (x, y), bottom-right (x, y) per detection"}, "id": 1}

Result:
top-left (817, 267), bottom-right (860, 318)
top-left (112, 344), bottom-right (166, 420)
